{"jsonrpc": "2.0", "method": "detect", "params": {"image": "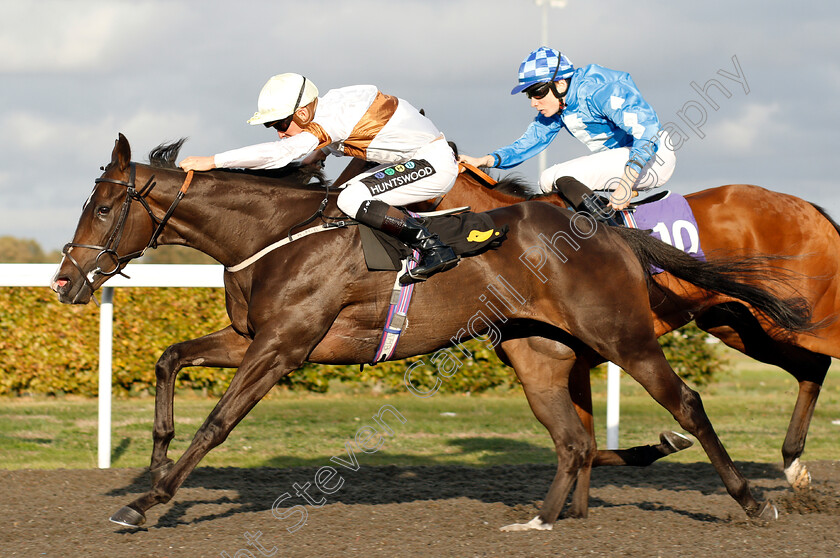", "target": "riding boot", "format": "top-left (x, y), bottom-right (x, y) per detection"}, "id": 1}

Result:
top-left (355, 200), bottom-right (459, 284)
top-left (553, 176), bottom-right (621, 226)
